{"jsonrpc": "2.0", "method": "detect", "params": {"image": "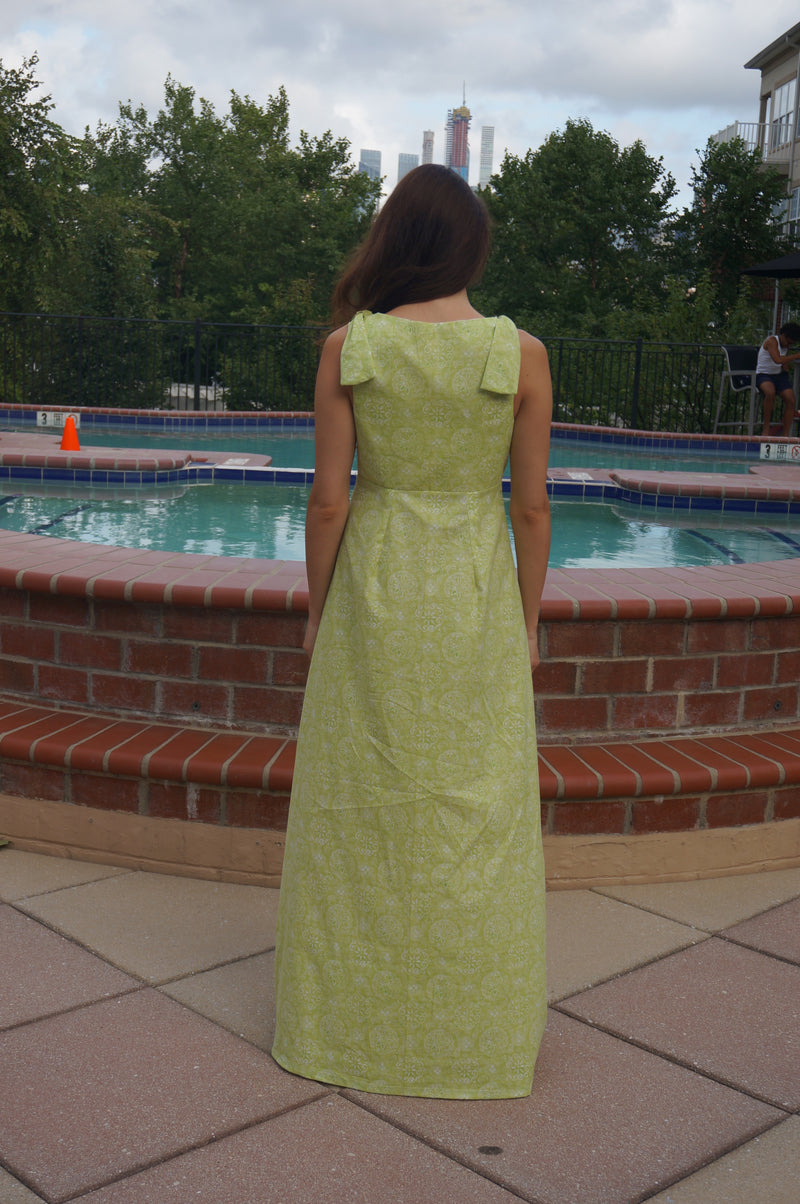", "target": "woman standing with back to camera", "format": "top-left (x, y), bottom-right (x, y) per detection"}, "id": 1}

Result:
top-left (272, 163), bottom-right (552, 1099)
